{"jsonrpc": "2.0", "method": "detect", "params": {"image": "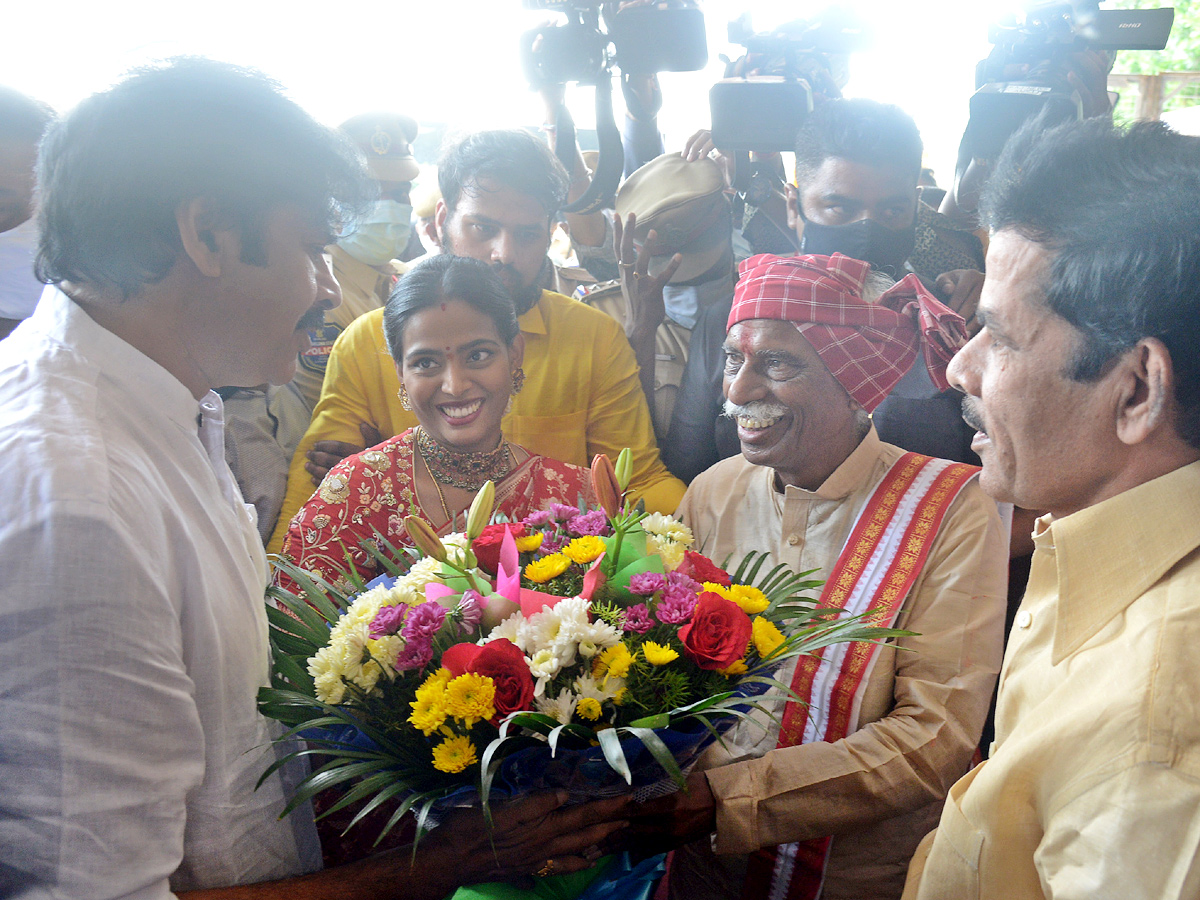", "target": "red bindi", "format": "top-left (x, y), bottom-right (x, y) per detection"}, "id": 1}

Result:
top-left (440, 302), bottom-right (447, 311)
